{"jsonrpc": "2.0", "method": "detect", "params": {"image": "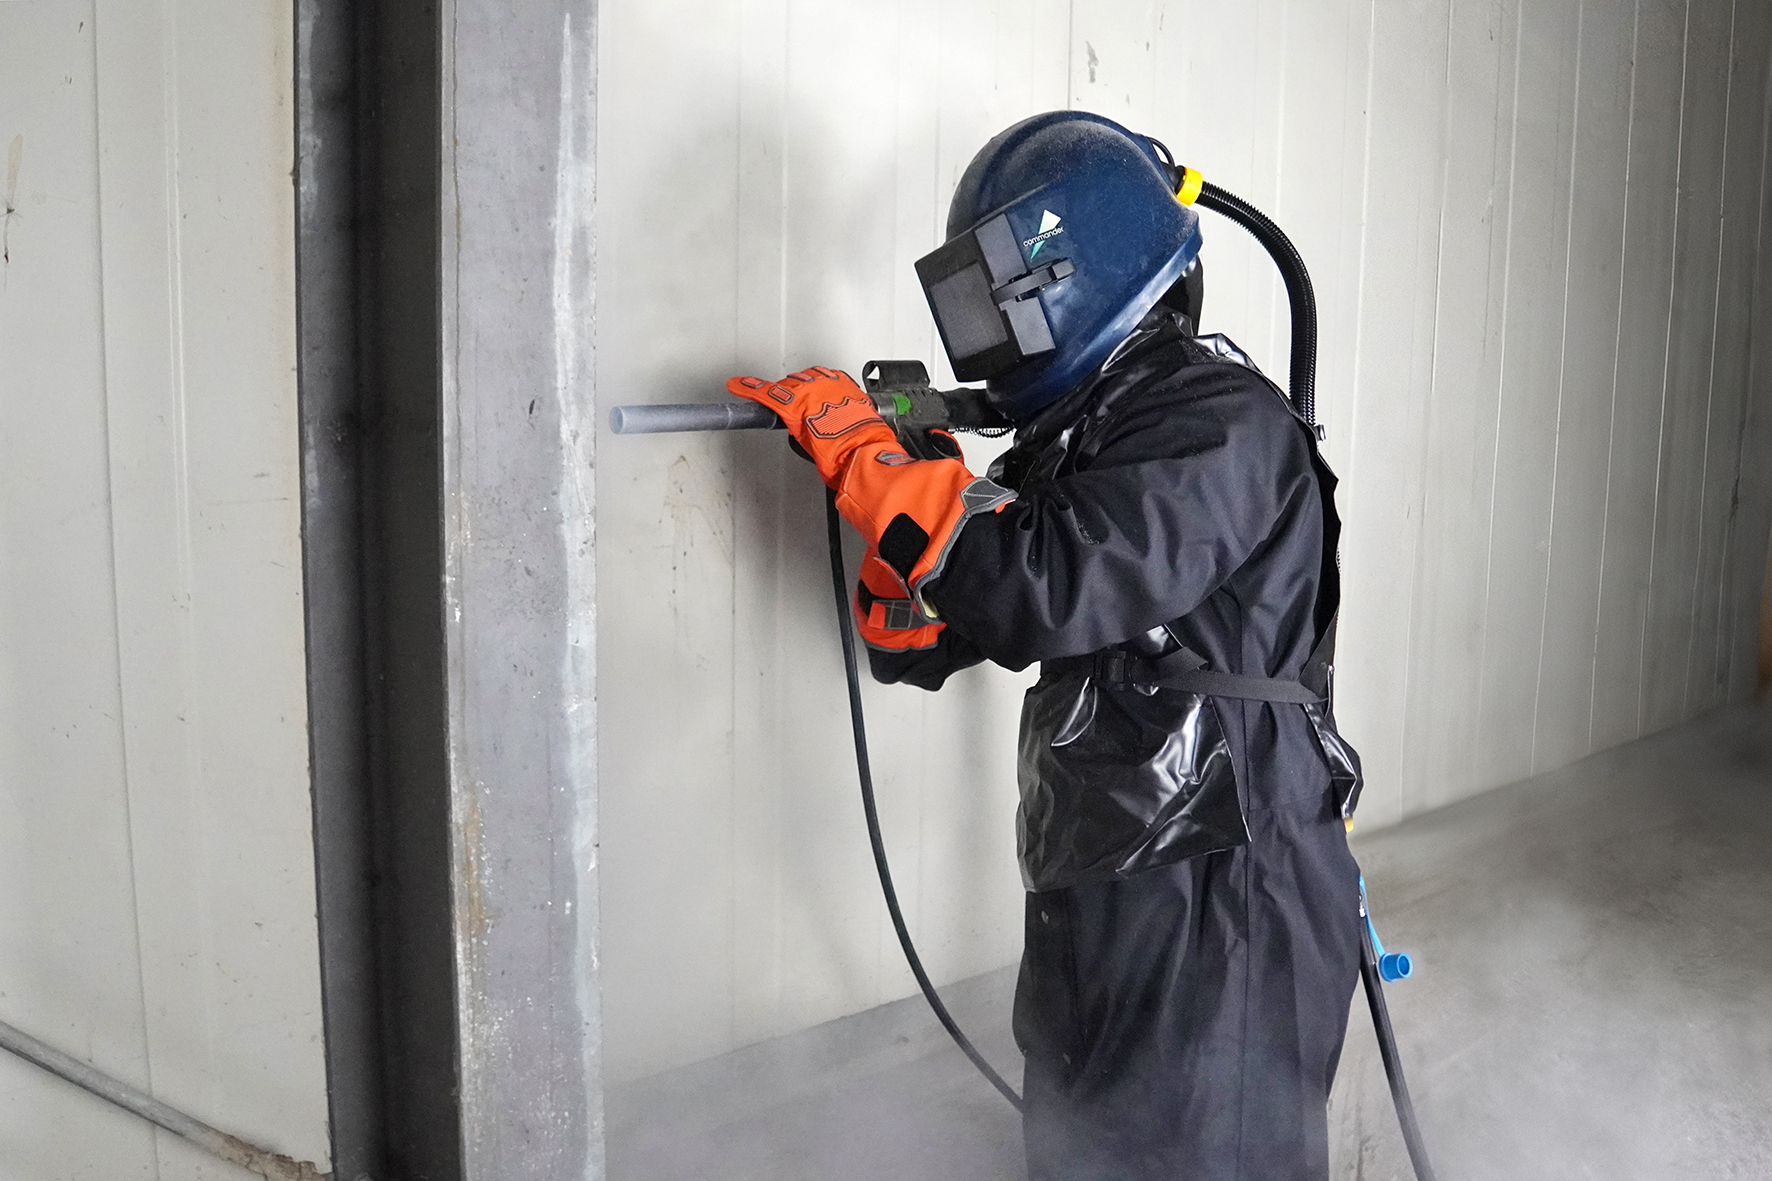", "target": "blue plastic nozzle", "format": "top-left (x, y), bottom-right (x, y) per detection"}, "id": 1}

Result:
top-left (1378, 951), bottom-right (1413, 982)
top-left (1359, 876), bottom-right (1417, 983)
